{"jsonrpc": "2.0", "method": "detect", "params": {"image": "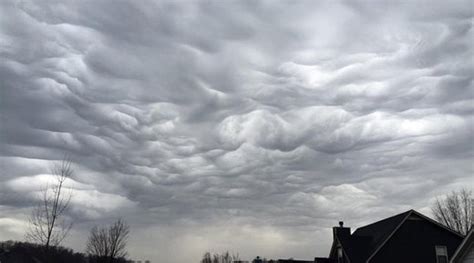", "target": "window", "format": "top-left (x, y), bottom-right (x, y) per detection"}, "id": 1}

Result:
top-left (435, 246), bottom-right (448, 263)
